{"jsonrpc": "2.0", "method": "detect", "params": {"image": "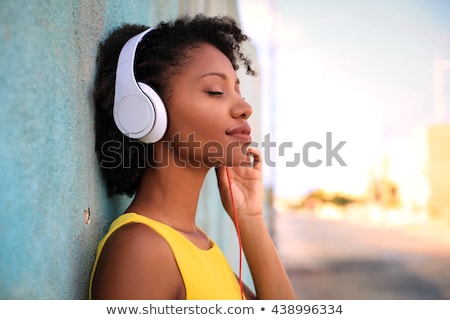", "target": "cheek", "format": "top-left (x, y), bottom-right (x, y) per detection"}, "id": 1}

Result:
top-left (170, 110), bottom-right (222, 139)
top-left (165, 97), bottom-right (229, 147)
